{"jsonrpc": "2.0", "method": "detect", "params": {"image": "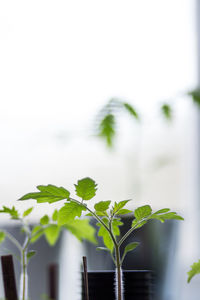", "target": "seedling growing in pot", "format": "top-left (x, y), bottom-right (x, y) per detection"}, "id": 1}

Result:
top-left (19, 177), bottom-right (184, 300)
top-left (0, 205), bottom-right (96, 300)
